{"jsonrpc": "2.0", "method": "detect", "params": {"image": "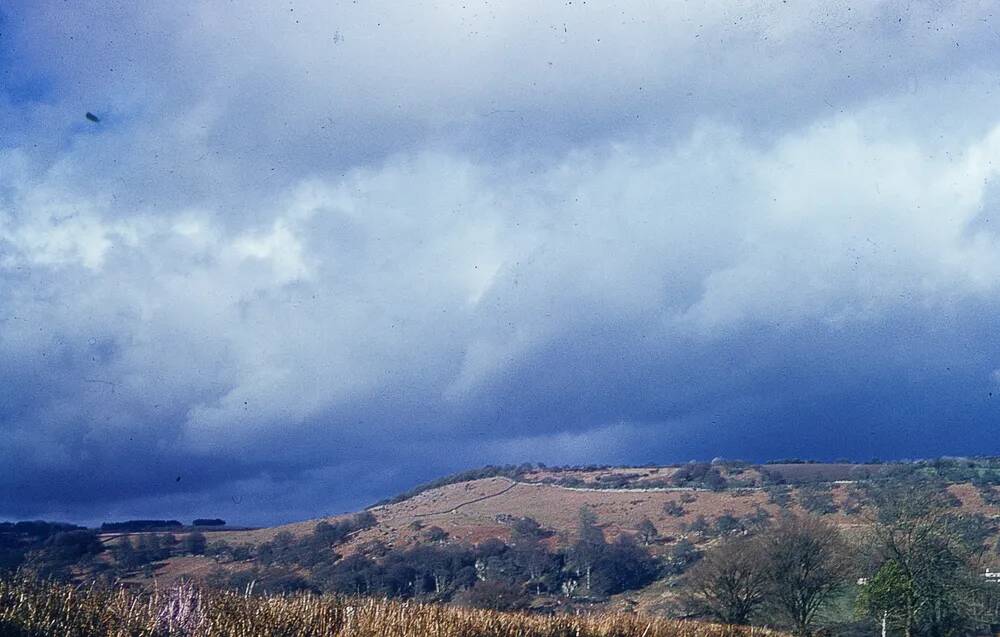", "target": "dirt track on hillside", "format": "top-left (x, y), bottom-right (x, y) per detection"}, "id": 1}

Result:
top-left (411, 478), bottom-right (519, 517)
